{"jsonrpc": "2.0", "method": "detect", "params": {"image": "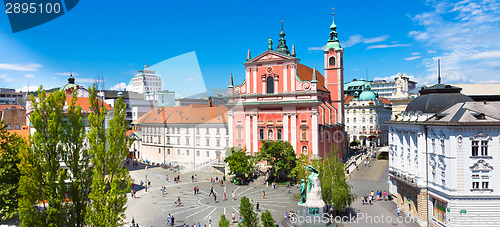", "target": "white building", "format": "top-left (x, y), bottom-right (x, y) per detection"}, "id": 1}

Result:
top-left (132, 104), bottom-right (229, 169)
top-left (389, 73), bottom-right (419, 119)
top-left (387, 84), bottom-right (500, 227)
top-left (130, 65), bottom-right (162, 94)
top-left (371, 76), bottom-right (416, 98)
top-left (344, 83), bottom-right (392, 147)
